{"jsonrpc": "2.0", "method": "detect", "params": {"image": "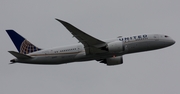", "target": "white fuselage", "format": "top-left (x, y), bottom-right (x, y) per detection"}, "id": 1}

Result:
top-left (15, 34), bottom-right (175, 65)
